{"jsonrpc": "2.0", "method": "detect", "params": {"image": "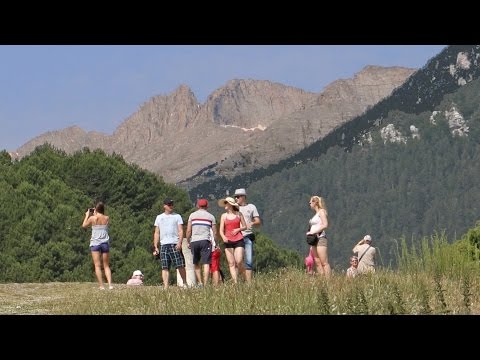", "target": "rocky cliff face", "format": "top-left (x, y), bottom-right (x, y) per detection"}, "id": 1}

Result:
top-left (15, 66), bottom-right (415, 187)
